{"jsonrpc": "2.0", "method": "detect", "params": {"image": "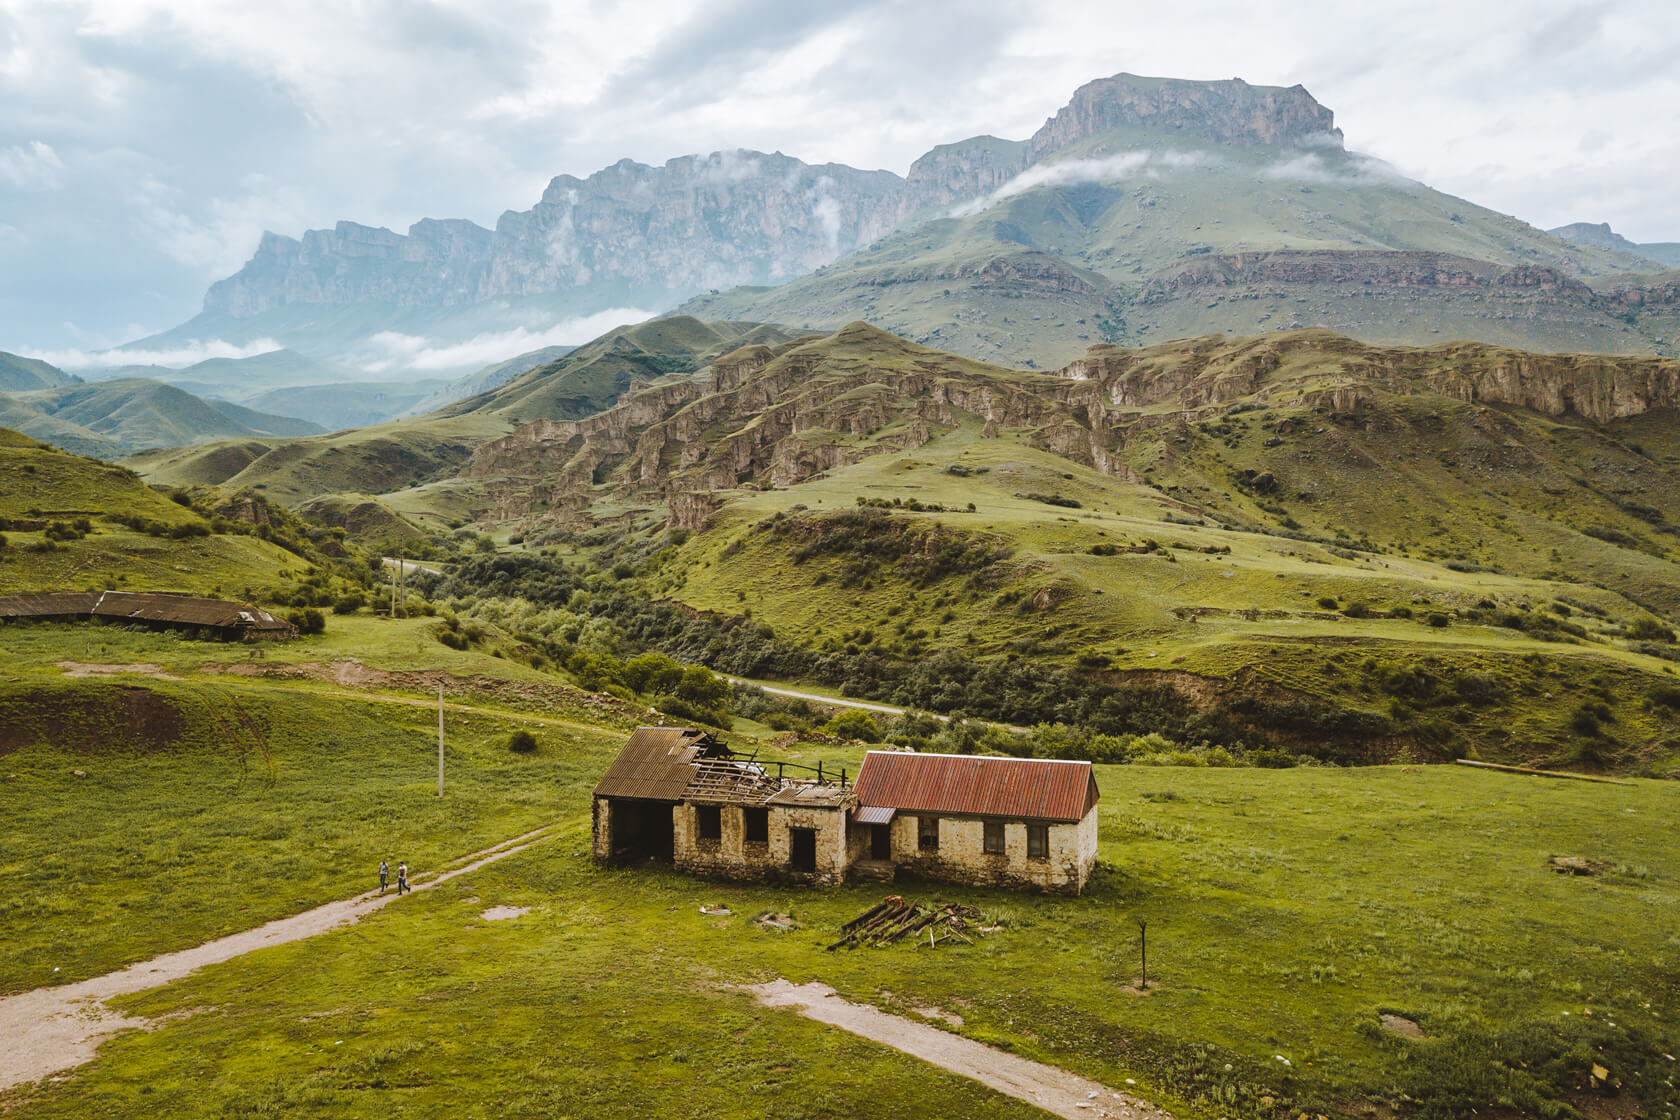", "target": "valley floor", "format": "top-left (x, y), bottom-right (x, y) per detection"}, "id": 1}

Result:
top-left (3, 624), bottom-right (1677, 1119)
